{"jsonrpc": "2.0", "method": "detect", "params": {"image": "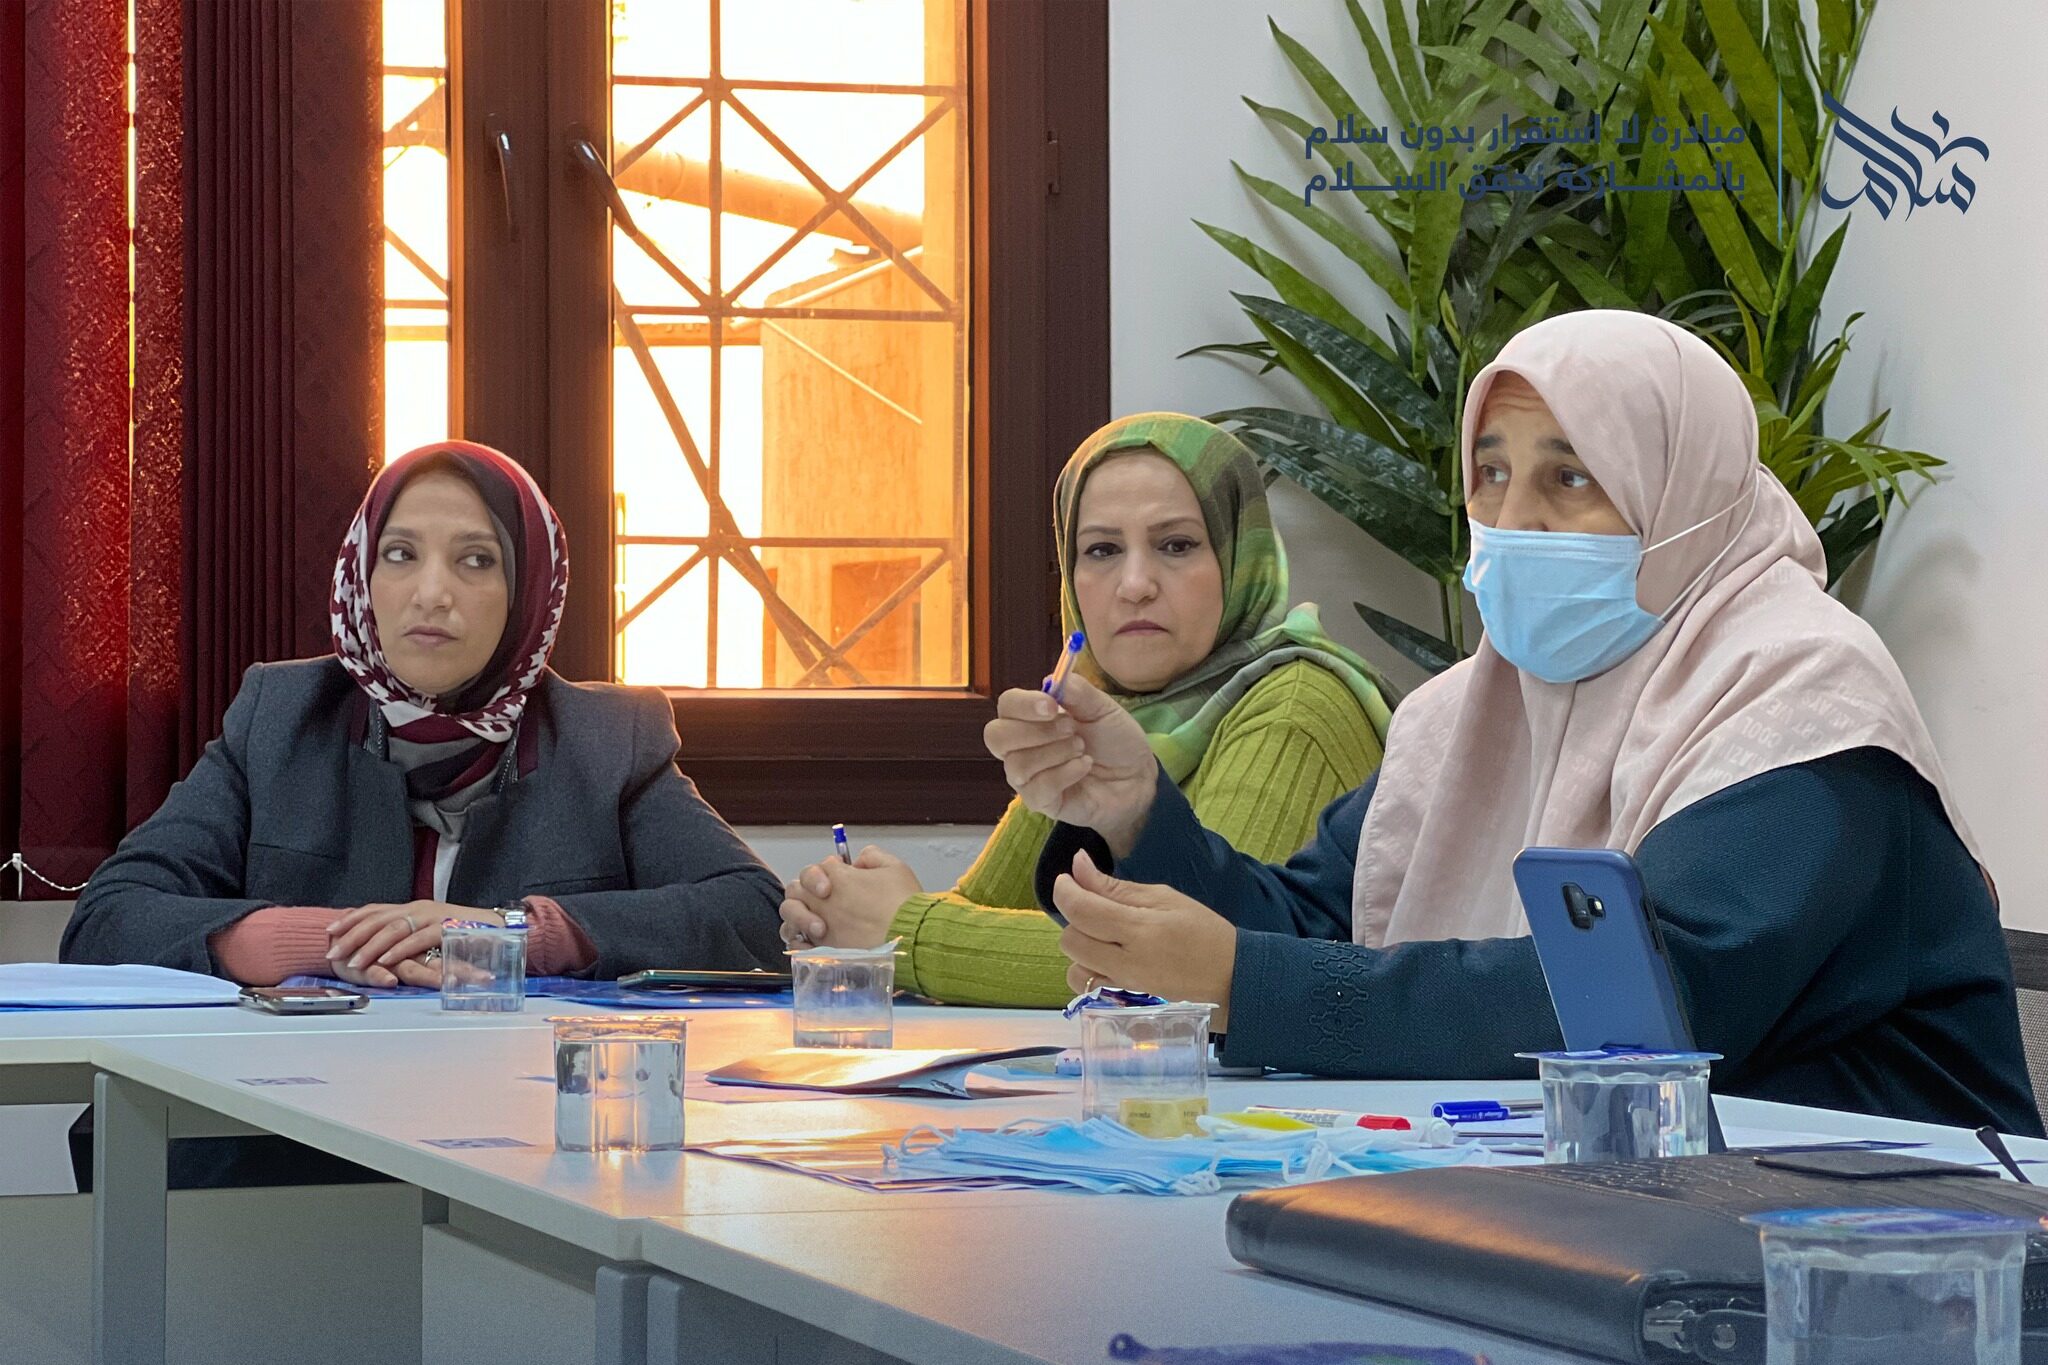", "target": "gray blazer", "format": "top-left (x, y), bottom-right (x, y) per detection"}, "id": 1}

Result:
top-left (61, 658), bottom-right (786, 978)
